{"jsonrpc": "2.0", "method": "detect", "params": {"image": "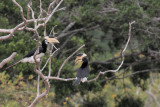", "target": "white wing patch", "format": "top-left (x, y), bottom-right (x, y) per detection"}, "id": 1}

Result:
top-left (21, 53), bottom-right (45, 63)
top-left (81, 77), bottom-right (87, 83)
